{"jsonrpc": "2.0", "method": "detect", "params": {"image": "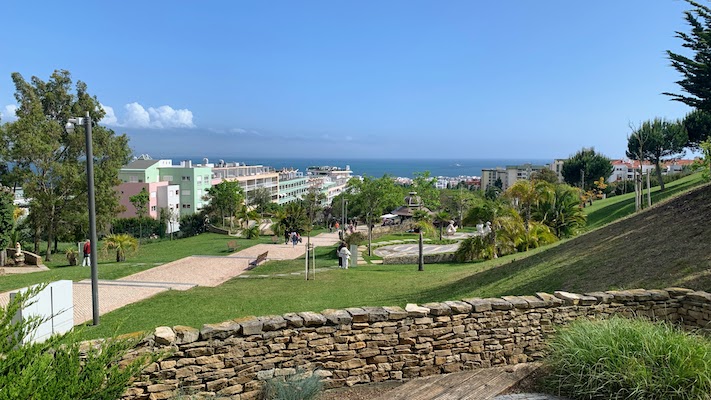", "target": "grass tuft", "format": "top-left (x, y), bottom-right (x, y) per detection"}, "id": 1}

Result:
top-left (263, 369), bottom-right (322, 400)
top-left (545, 317), bottom-right (711, 400)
